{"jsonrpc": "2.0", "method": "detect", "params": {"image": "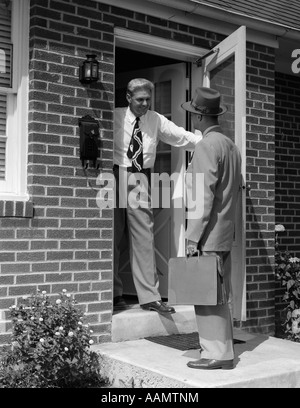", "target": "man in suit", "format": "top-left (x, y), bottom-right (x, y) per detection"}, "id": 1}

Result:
top-left (114, 78), bottom-right (201, 315)
top-left (182, 87), bottom-right (242, 370)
